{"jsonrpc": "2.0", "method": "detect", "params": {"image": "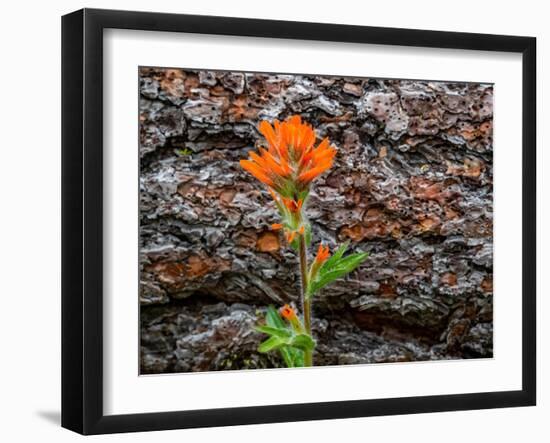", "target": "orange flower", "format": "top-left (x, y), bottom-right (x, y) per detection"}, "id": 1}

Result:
top-left (280, 304), bottom-right (297, 321)
top-left (314, 244), bottom-right (330, 265)
top-left (271, 223), bottom-right (283, 230)
top-left (240, 115), bottom-right (337, 196)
